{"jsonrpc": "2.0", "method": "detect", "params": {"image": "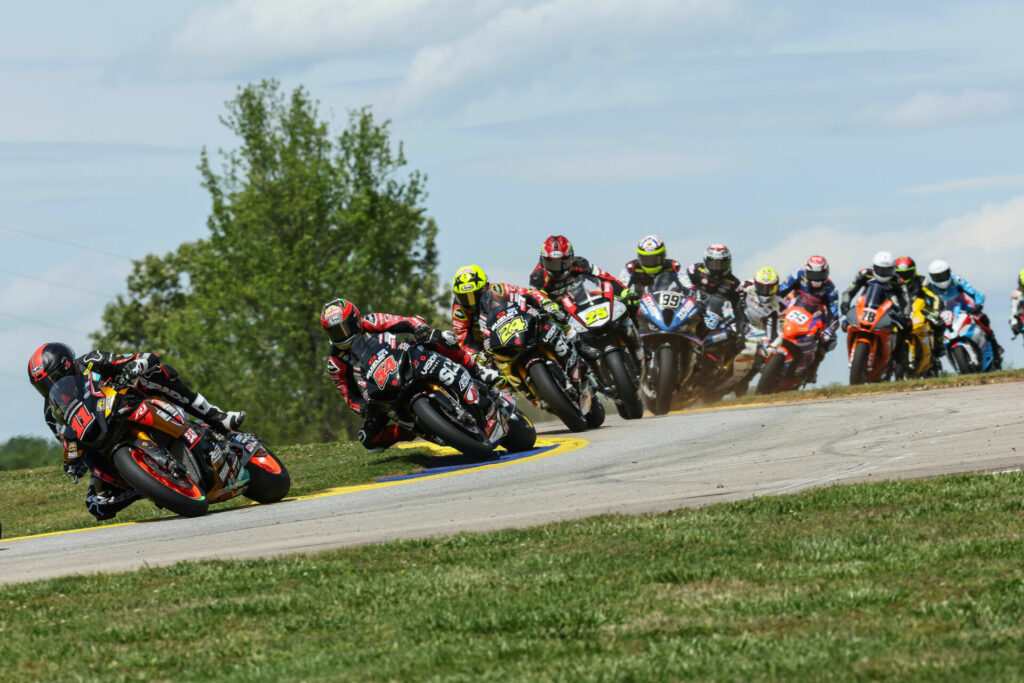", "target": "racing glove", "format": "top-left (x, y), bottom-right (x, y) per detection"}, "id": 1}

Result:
top-left (63, 459), bottom-right (89, 484)
top-left (968, 304), bottom-right (984, 315)
top-left (473, 365), bottom-right (502, 387)
top-left (413, 324), bottom-right (433, 343)
top-left (620, 289), bottom-right (641, 306)
top-left (113, 357), bottom-right (150, 390)
top-left (821, 327), bottom-right (837, 352)
top-left (840, 300), bottom-right (850, 315)
top-left (542, 299), bottom-right (569, 324)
